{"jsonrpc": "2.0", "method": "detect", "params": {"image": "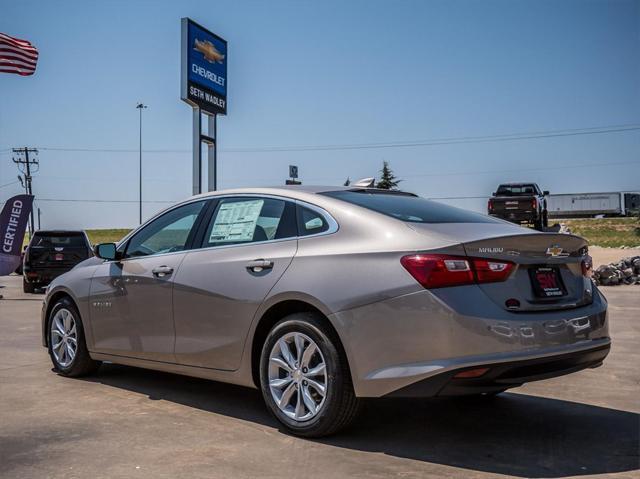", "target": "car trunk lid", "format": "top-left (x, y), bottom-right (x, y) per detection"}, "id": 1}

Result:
top-left (490, 196), bottom-right (537, 216)
top-left (406, 223), bottom-right (592, 311)
top-left (27, 232), bottom-right (90, 268)
top-left (463, 233), bottom-right (592, 312)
